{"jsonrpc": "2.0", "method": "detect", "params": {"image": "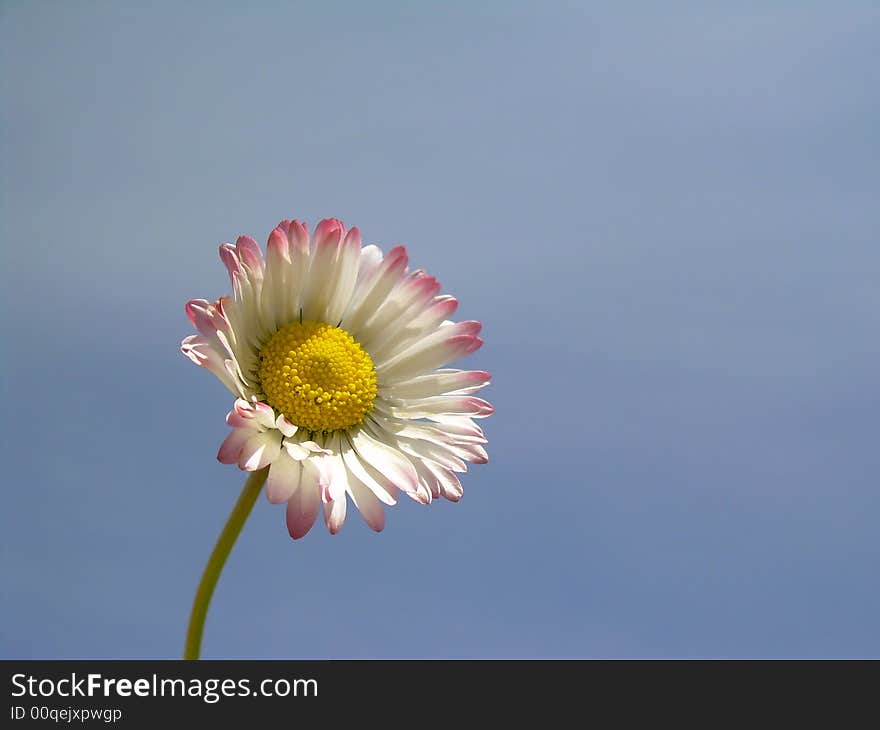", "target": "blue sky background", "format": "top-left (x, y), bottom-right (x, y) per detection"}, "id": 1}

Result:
top-left (2, 1), bottom-right (878, 658)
